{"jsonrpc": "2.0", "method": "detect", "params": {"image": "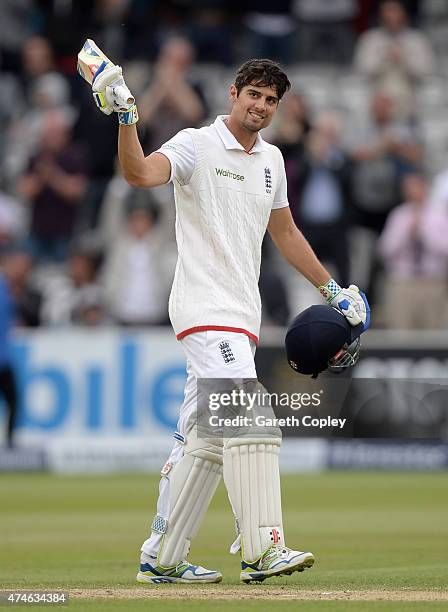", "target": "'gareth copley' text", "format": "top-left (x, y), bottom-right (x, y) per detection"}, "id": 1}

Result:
top-left (209, 415), bottom-right (347, 429)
